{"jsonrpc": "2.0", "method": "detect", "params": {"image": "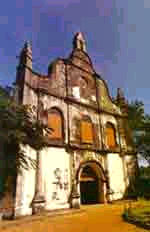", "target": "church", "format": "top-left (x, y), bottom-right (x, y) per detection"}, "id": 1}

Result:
top-left (13, 32), bottom-right (137, 217)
